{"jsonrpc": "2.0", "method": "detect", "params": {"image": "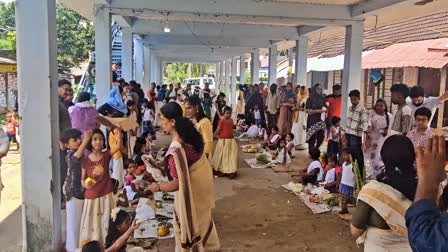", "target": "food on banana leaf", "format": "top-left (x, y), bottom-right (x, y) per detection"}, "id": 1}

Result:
top-left (326, 198), bottom-right (339, 206)
top-left (256, 153), bottom-right (269, 164)
top-left (287, 182), bottom-right (304, 194)
top-left (321, 193), bottom-right (333, 201)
